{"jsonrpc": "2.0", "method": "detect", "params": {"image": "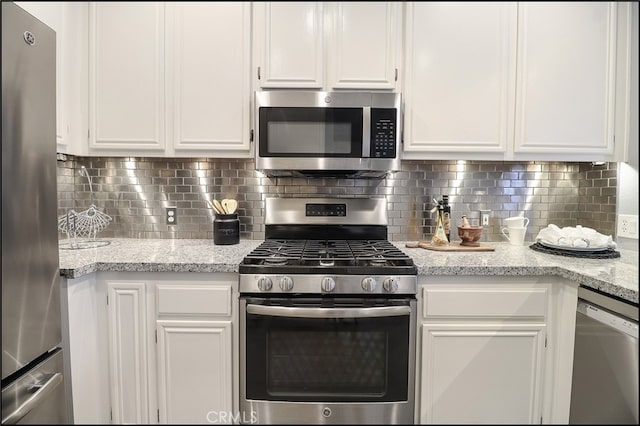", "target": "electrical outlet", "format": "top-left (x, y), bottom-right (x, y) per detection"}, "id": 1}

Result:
top-left (166, 207), bottom-right (177, 225)
top-left (480, 210), bottom-right (491, 226)
top-left (617, 214), bottom-right (638, 239)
